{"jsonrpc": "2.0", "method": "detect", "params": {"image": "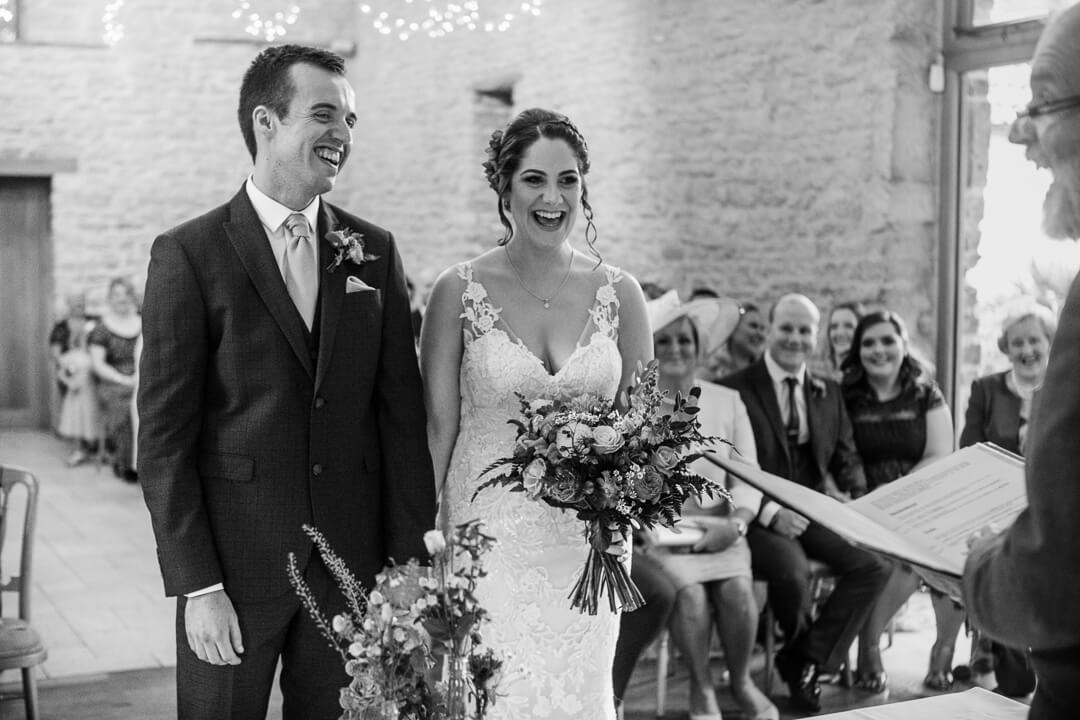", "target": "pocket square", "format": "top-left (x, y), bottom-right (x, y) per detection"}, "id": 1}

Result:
top-left (346, 275), bottom-right (375, 294)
